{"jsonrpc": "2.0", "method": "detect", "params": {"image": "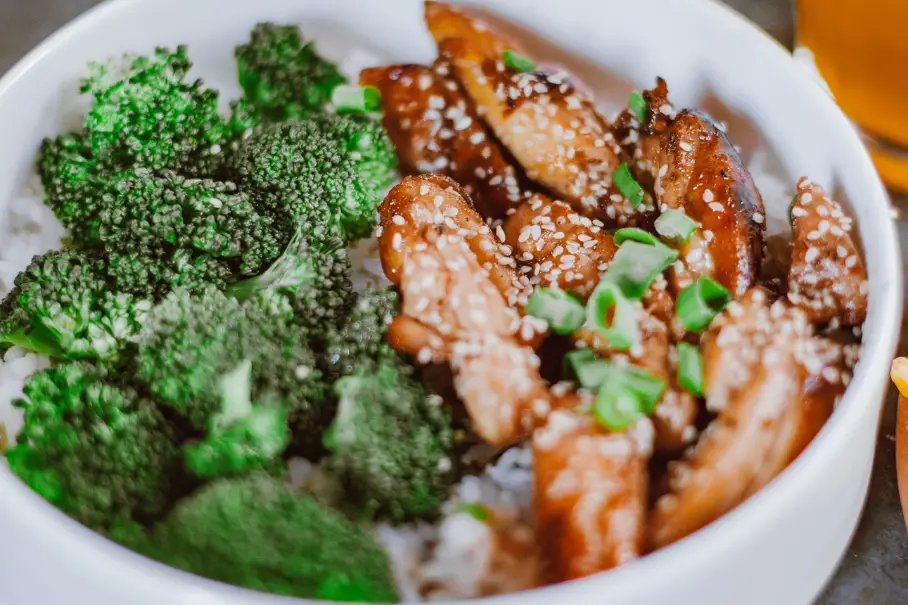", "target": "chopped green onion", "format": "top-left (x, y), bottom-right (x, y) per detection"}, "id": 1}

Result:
top-left (676, 277), bottom-right (732, 332)
top-left (331, 85), bottom-right (382, 112)
top-left (676, 343), bottom-right (704, 396)
top-left (614, 162), bottom-right (645, 209)
top-left (614, 227), bottom-right (660, 247)
top-left (564, 348), bottom-right (611, 389)
top-left (628, 89), bottom-right (647, 122)
top-left (456, 502), bottom-right (490, 522)
top-left (655, 209), bottom-right (697, 244)
top-left (586, 283), bottom-right (638, 351)
top-left (502, 49), bottom-right (536, 73)
top-left (594, 387), bottom-right (644, 431)
top-left (601, 240), bottom-right (679, 300)
top-left (621, 365), bottom-right (666, 413)
top-left (526, 288), bottom-right (586, 334)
